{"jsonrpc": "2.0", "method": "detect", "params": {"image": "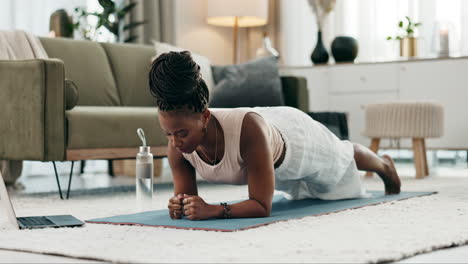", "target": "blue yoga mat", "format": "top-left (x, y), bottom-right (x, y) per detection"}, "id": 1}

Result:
top-left (87, 191), bottom-right (435, 232)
